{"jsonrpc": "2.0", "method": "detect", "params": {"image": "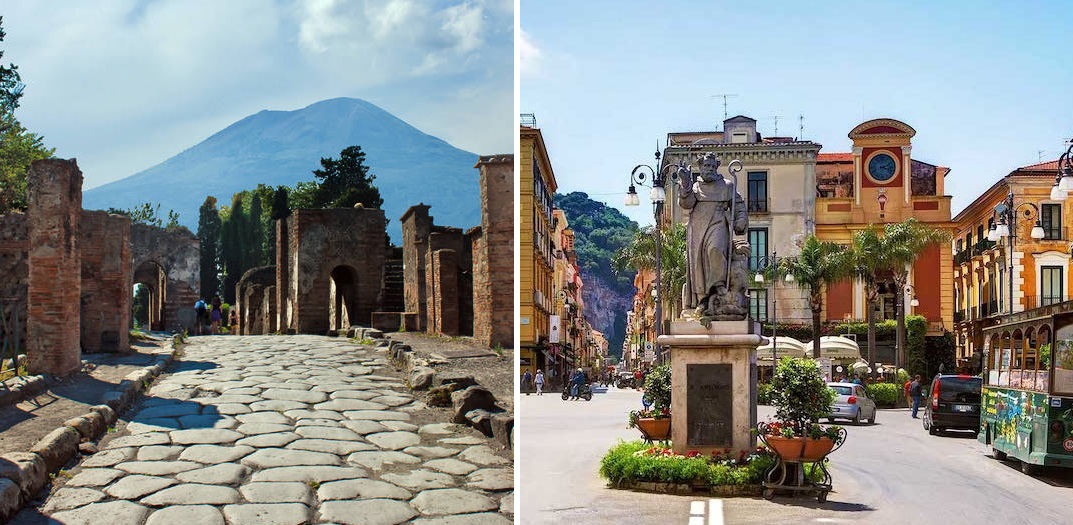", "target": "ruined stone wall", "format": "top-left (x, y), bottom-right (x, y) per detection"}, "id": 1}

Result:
top-left (130, 223), bottom-right (200, 333)
top-left (26, 159), bottom-right (82, 375)
top-left (80, 211), bottom-right (132, 353)
top-left (473, 154), bottom-right (515, 348)
top-left (236, 266), bottom-right (274, 335)
top-left (0, 213), bottom-right (28, 353)
top-left (286, 208), bottom-right (386, 334)
top-left (401, 204), bottom-right (433, 331)
top-left (427, 249), bottom-right (460, 336)
top-left (262, 285), bottom-right (277, 334)
top-left (275, 217), bottom-right (292, 333)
